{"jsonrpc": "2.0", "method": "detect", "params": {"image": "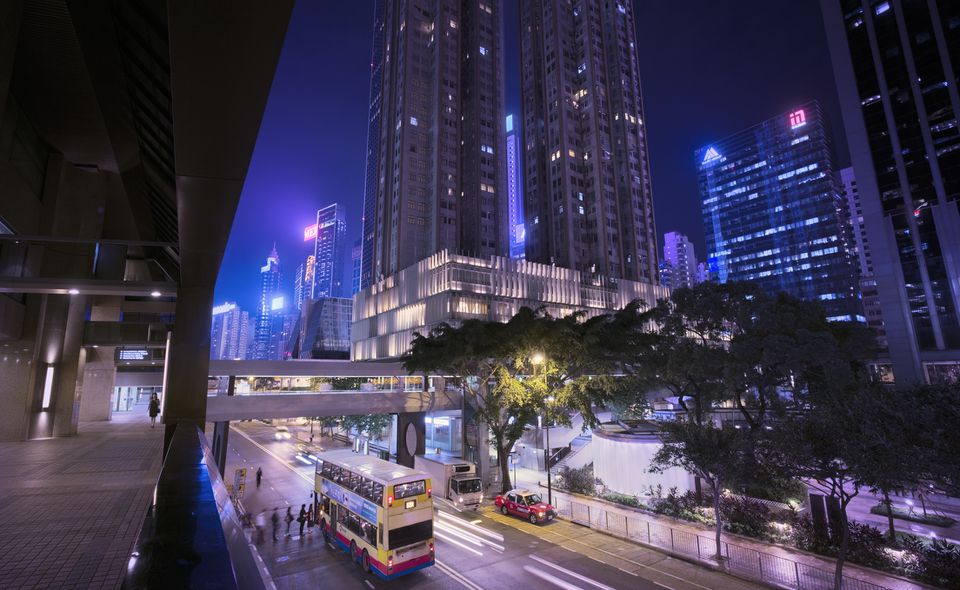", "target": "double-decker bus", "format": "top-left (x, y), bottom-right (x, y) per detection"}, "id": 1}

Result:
top-left (315, 449), bottom-right (435, 579)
